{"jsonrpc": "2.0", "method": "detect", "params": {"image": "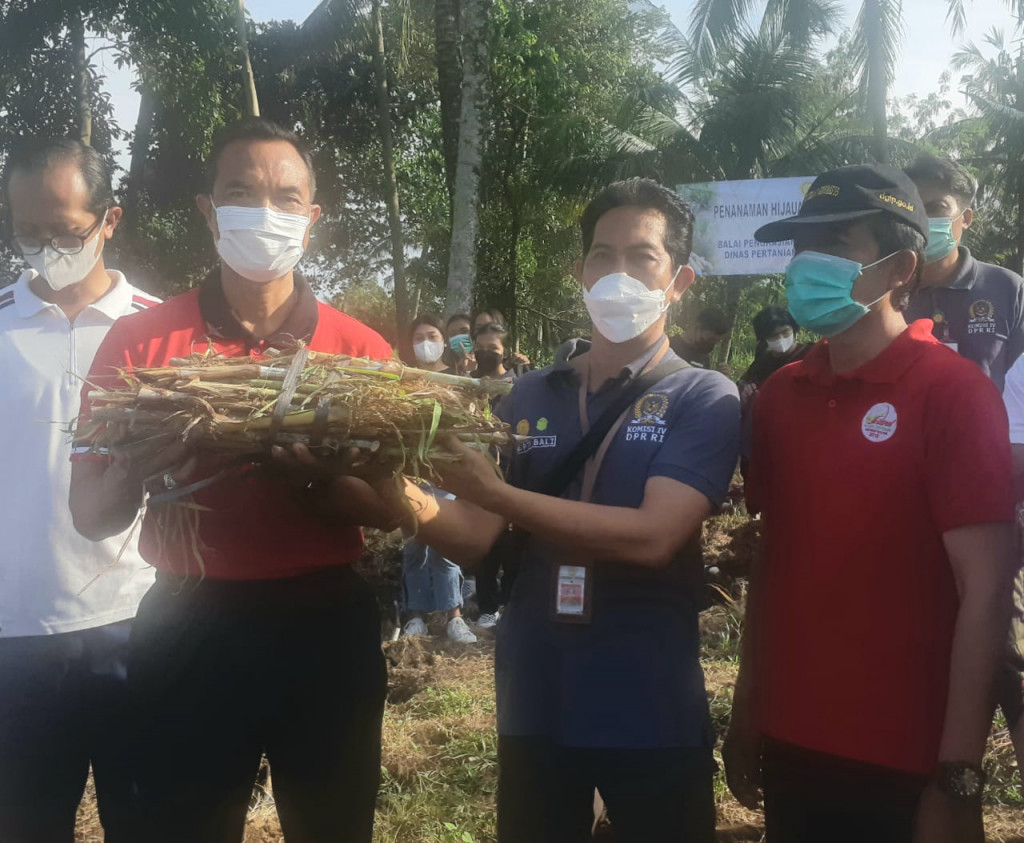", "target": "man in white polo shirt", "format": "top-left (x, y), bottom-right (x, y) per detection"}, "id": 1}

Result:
top-left (0, 138), bottom-right (158, 841)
